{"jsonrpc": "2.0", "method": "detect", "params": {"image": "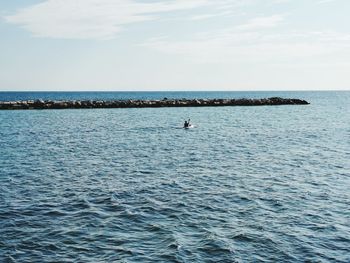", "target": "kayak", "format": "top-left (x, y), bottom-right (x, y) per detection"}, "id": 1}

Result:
top-left (184, 124), bottom-right (194, 129)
